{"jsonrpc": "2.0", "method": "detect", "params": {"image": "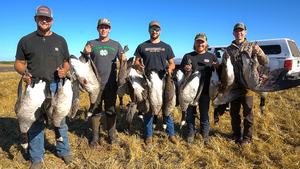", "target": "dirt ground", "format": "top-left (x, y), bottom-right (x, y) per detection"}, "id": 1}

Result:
top-left (0, 64), bottom-right (15, 73)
